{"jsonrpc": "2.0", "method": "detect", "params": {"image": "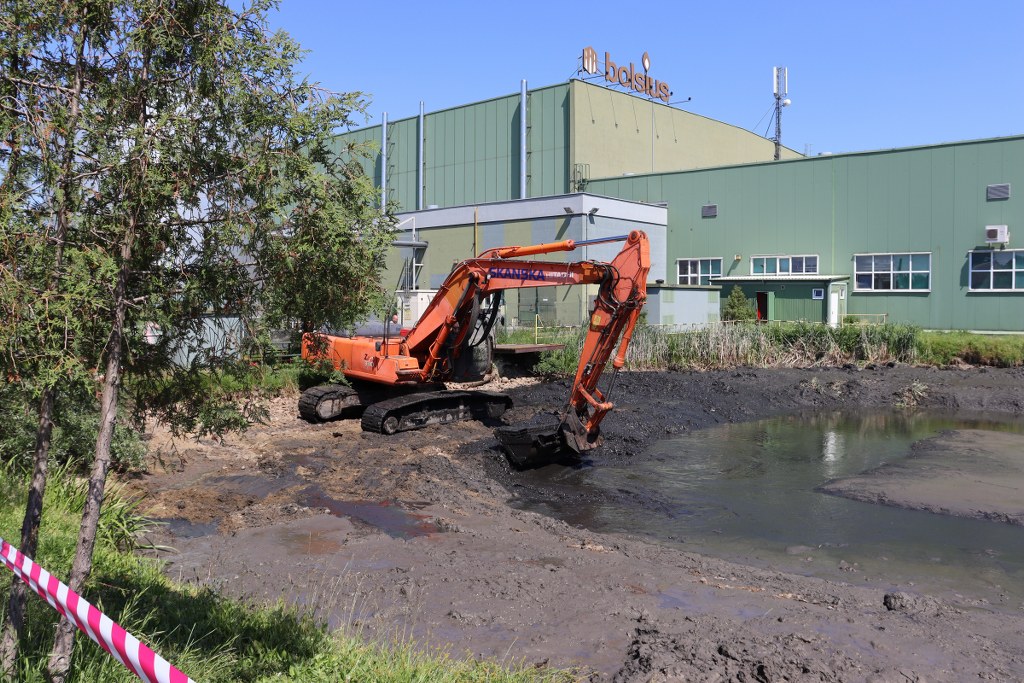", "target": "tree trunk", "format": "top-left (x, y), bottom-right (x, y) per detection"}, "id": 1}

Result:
top-left (0, 16), bottom-right (85, 674)
top-left (0, 390), bottom-right (55, 676)
top-left (46, 266), bottom-right (129, 683)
